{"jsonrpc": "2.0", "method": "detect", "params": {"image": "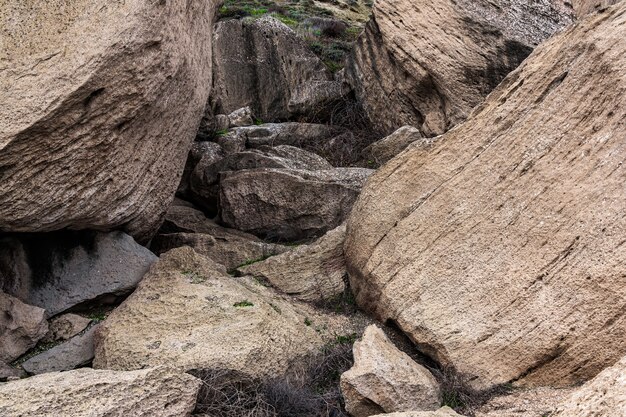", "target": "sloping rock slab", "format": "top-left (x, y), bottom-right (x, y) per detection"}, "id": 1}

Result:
top-left (0, 292), bottom-right (47, 363)
top-left (94, 247), bottom-right (322, 378)
top-left (0, 367), bottom-right (200, 417)
top-left (345, 4), bottom-right (626, 390)
top-left (0, 0), bottom-right (218, 241)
